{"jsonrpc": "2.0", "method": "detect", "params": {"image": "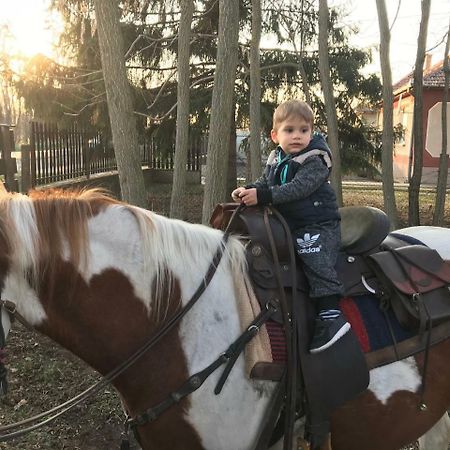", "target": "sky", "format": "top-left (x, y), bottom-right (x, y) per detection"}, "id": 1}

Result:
top-left (0, 0), bottom-right (63, 59)
top-left (1, 0), bottom-right (449, 83)
top-left (330, 0), bottom-right (450, 83)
